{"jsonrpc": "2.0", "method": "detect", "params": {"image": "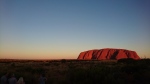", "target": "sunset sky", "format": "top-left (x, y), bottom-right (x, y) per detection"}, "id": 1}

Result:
top-left (0, 0), bottom-right (150, 59)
